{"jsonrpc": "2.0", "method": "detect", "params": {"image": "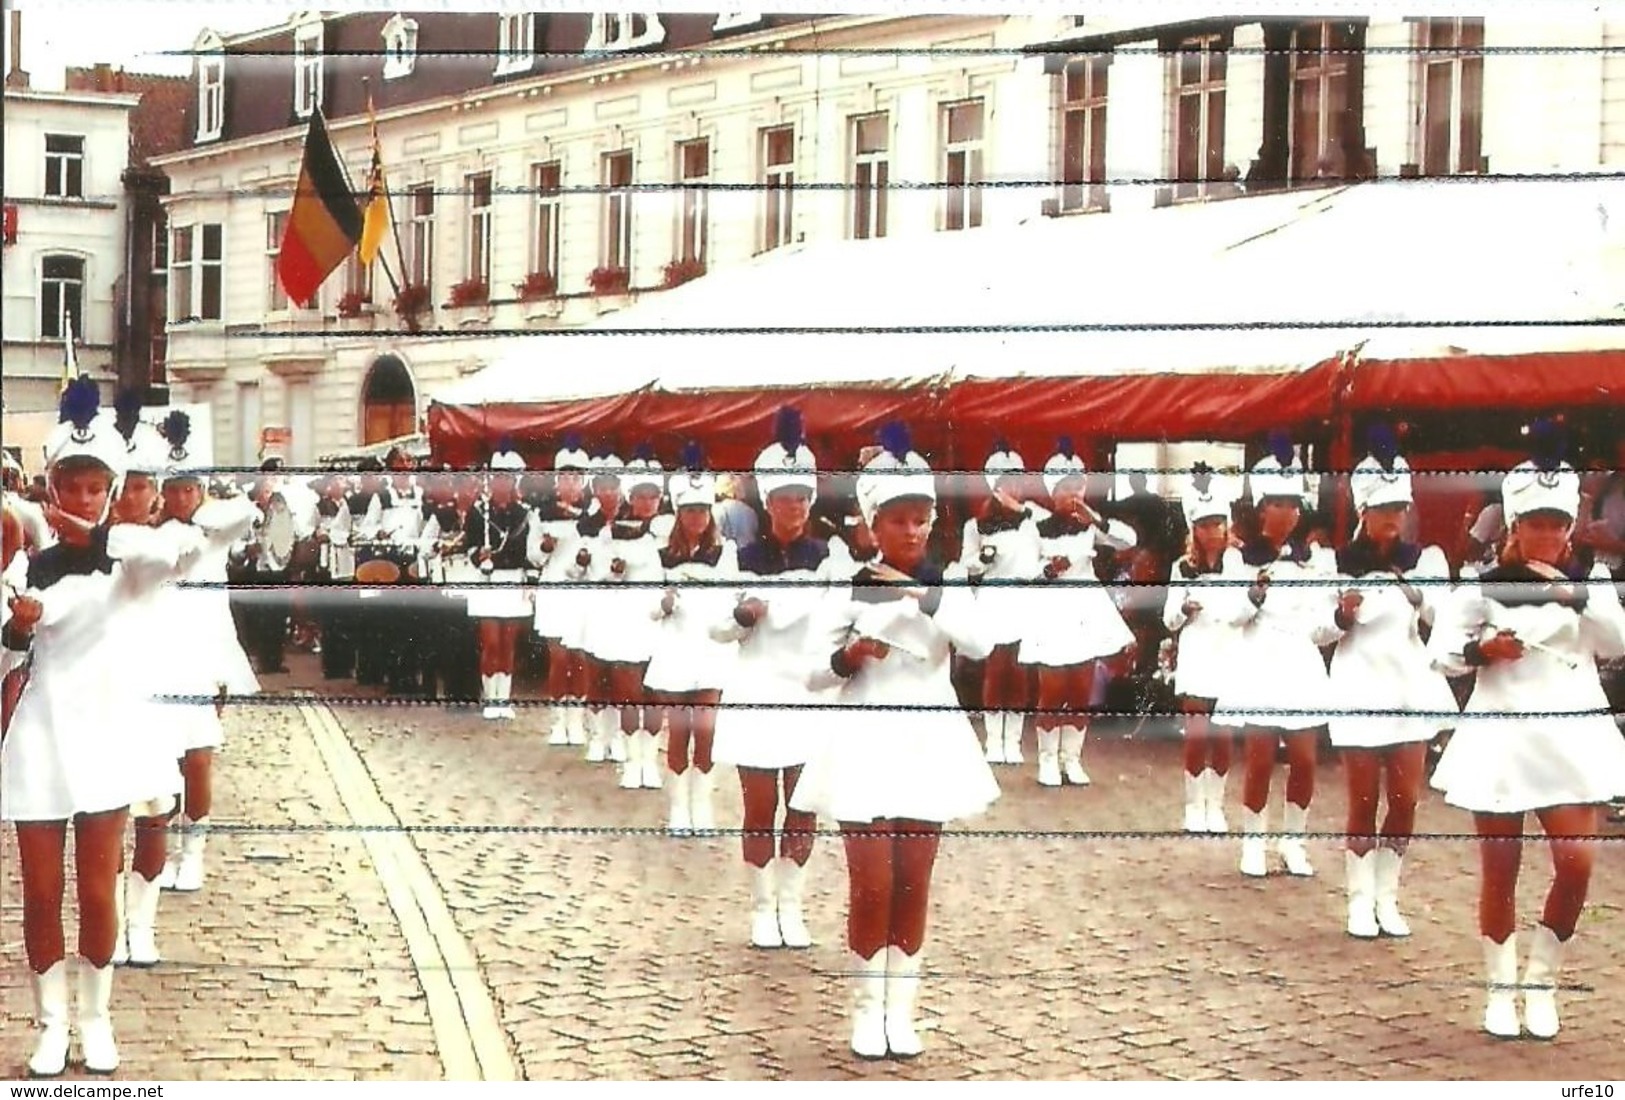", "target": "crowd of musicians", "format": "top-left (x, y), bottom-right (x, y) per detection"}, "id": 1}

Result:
top-left (4, 382), bottom-right (1625, 1072)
